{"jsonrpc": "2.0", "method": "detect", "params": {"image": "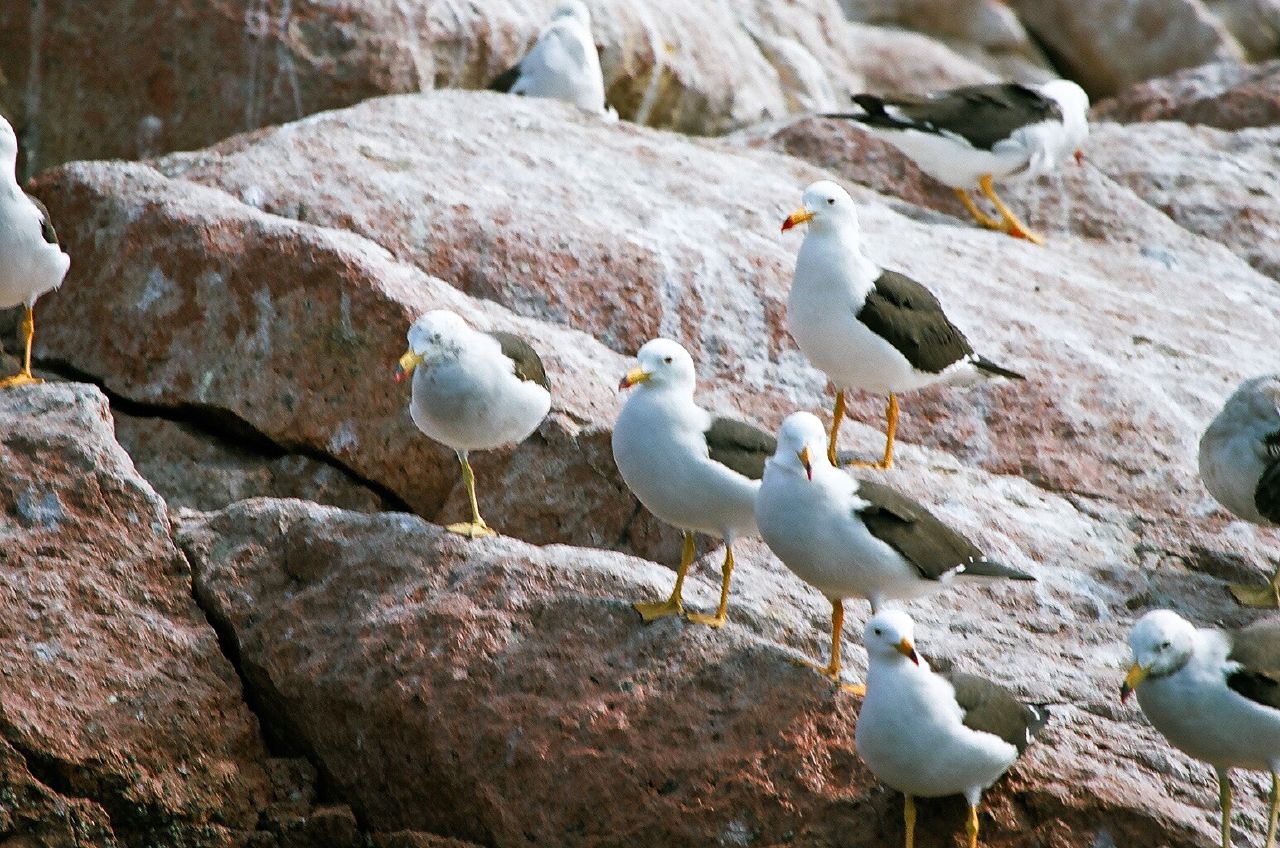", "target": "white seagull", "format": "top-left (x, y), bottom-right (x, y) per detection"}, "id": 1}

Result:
top-left (0, 115), bottom-right (69, 388)
top-left (755, 412), bottom-right (1031, 691)
top-left (487, 1), bottom-right (610, 115)
top-left (1199, 375), bottom-right (1280, 607)
top-left (1122, 609), bottom-right (1280, 848)
top-left (782, 180), bottom-right (1022, 469)
top-left (857, 610), bottom-right (1049, 848)
top-left (394, 310), bottom-right (551, 538)
top-left (826, 79), bottom-right (1090, 244)
top-left (613, 338), bottom-right (774, 627)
